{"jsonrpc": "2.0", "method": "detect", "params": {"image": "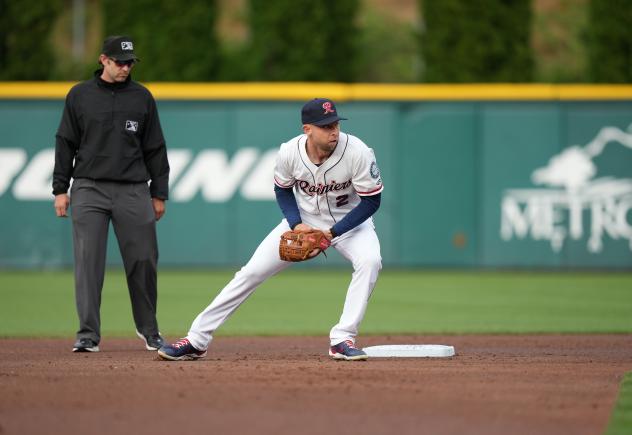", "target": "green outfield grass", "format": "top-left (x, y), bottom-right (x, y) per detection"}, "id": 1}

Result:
top-left (1, 269), bottom-right (631, 338)
top-left (606, 372), bottom-right (632, 435)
